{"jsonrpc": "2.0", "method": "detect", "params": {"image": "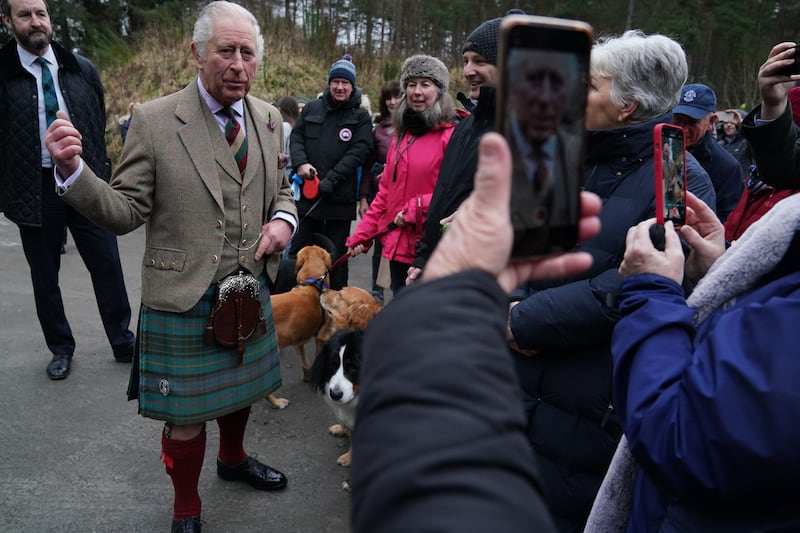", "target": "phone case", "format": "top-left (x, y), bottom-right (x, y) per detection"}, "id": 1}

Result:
top-left (653, 123), bottom-right (687, 227)
top-left (496, 15), bottom-right (594, 258)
